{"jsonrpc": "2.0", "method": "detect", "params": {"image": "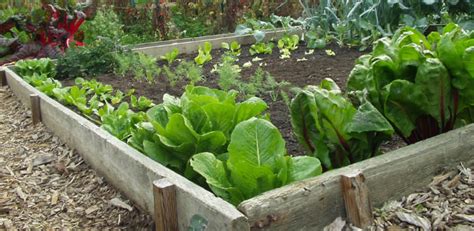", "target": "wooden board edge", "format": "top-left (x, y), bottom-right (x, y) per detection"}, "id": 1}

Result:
top-left (133, 28), bottom-right (302, 57)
